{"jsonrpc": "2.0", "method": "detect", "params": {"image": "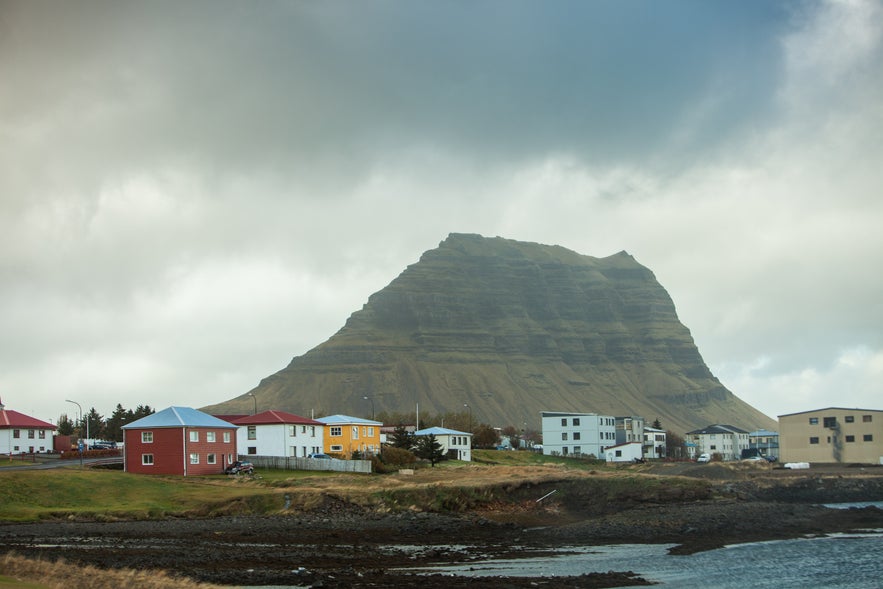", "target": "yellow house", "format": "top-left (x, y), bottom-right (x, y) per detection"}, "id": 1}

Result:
top-left (316, 414), bottom-right (382, 458)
